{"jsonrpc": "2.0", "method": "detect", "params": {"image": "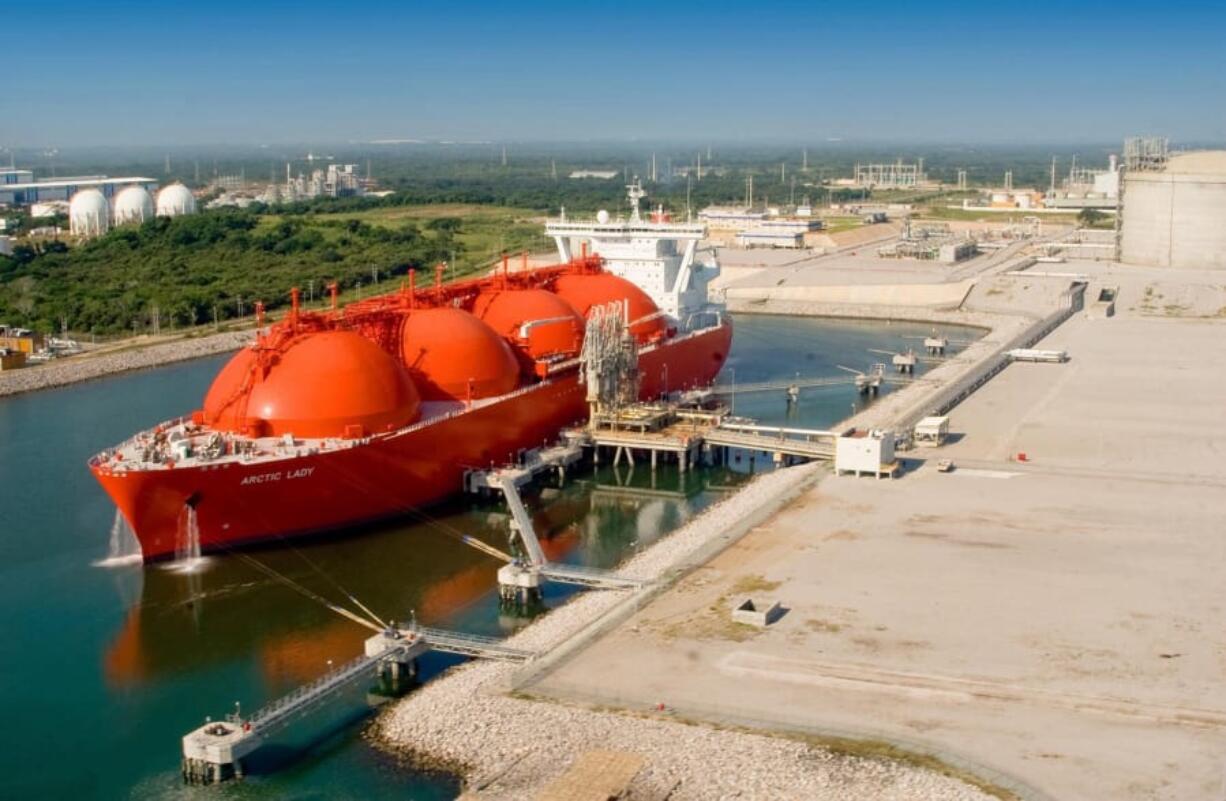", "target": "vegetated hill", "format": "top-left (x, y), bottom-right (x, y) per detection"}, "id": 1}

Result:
top-left (0, 206), bottom-right (540, 336)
